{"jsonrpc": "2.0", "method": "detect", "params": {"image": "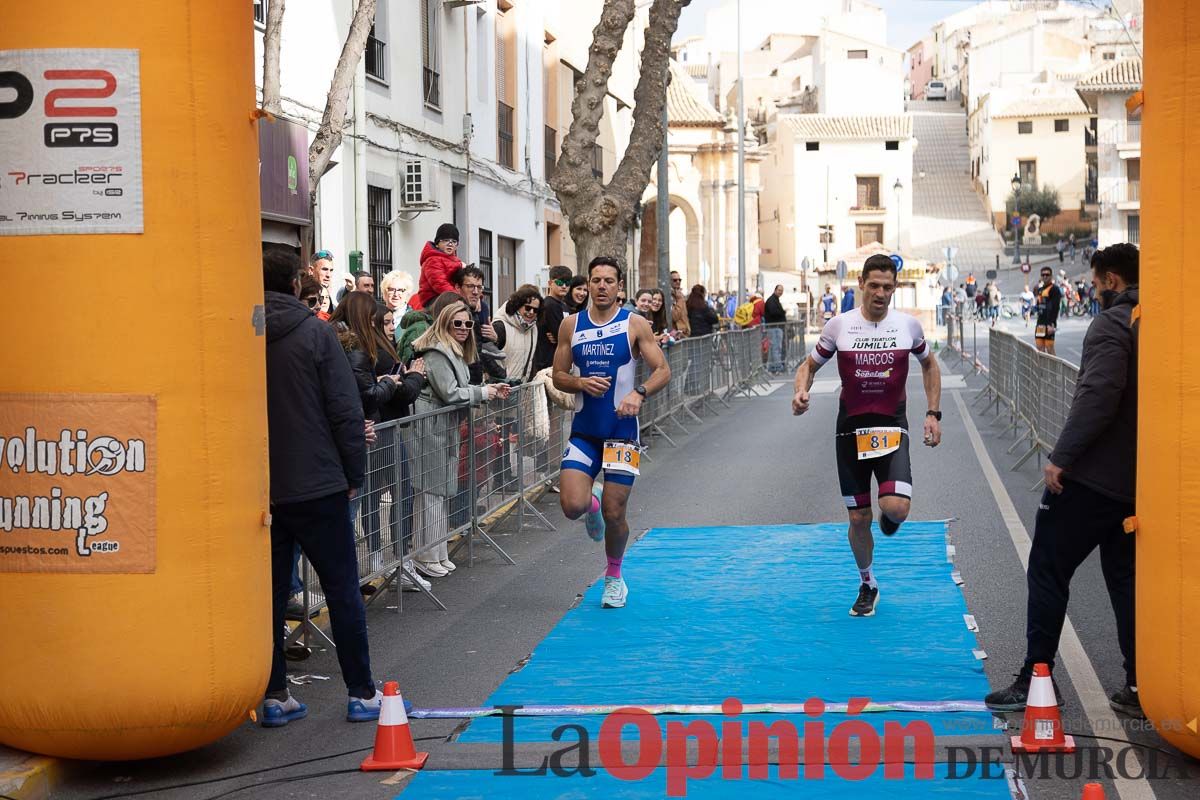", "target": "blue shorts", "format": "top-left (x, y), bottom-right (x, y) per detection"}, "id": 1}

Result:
top-left (561, 433), bottom-right (637, 487)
